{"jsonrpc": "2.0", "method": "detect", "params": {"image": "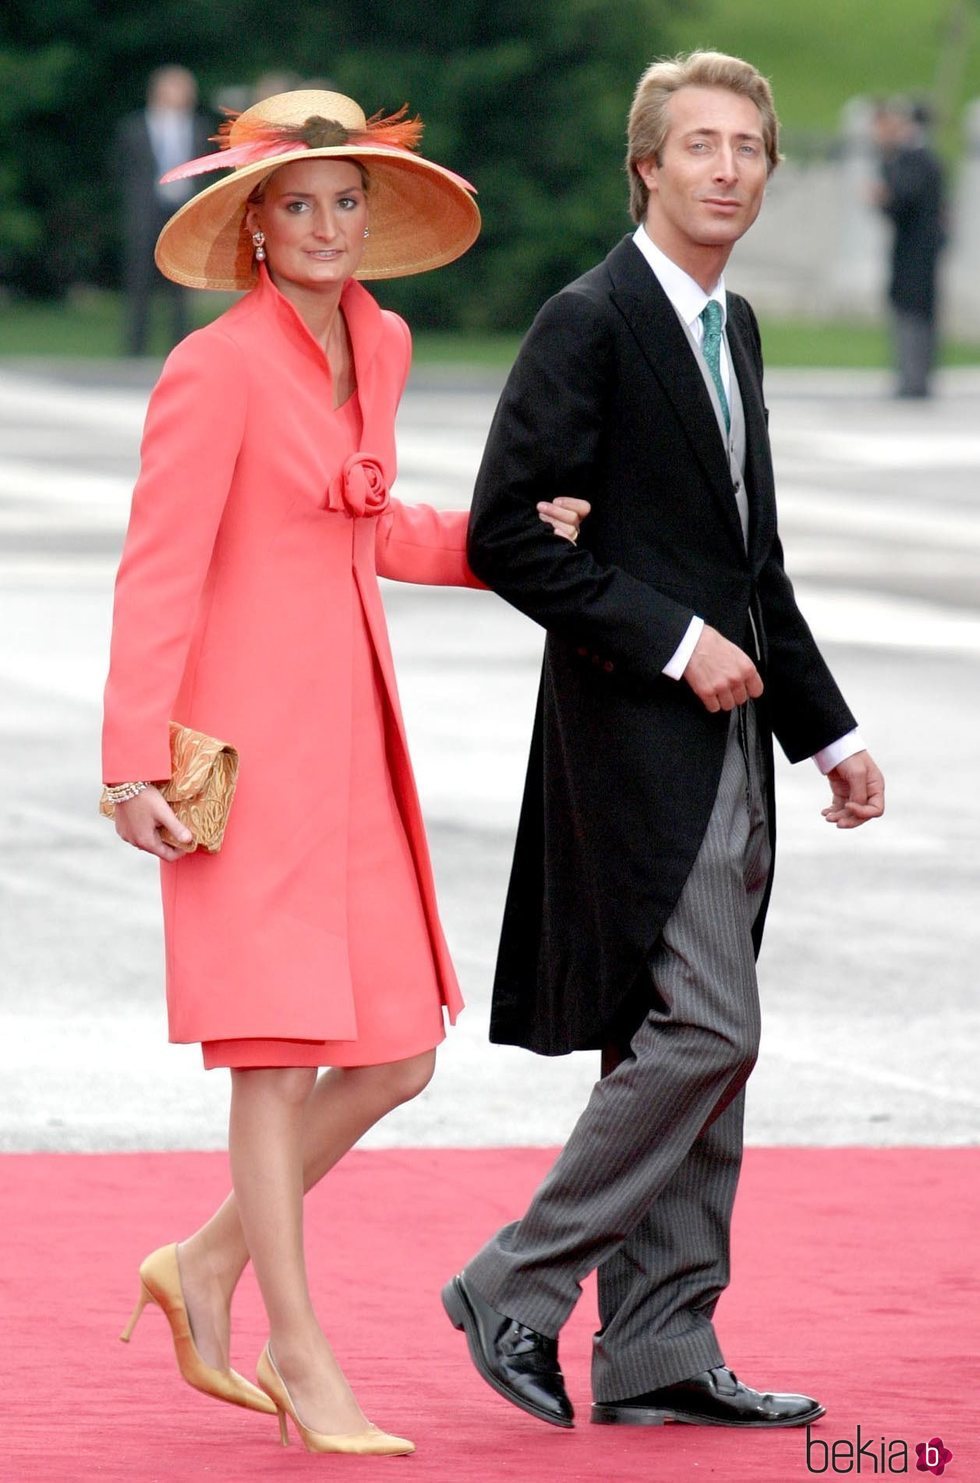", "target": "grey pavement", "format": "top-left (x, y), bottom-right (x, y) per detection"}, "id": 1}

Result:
top-left (1, 357), bottom-right (978, 1152)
